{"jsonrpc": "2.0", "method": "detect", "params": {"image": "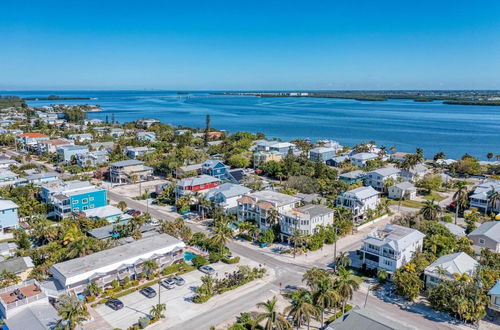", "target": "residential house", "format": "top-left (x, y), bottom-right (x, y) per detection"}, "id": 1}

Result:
top-left (339, 170), bottom-right (366, 185)
top-left (56, 144), bottom-right (89, 163)
top-left (16, 133), bottom-right (49, 149)
top-left (67, 133), bottom-right (93, 142)
top-left (360, 224), bottom-right (425, 274)
top-left (467, 221), bottom-right (500, 253)
top-left (0, 257), bottom-right (34, 281)
top-left (205, 183), bottom-right (251, 213)
top-left (254, 140), bottom-right (296, 155)
top-left (109, 160), bottom-right (153, 184)
top-left (82, 205), bottom-right (131, 222)
top-left (0, 157), bottom-right (19, 169)
top-left (0, 280), bottom-right (60, 328)
top-left (336, 186), bottom-right (379, 221)
top-left (41, 180), bottom-right (107, 220)
top-left (0, 200), bottom-right (19, 234)
top-left (19, 171), bottom-right (59, 185)
top-left (388, 181), bottom-right (417, 200)
top-left (280, 204), bottom-right (334, 241)
top-left (109, 128), bottom-right (125, 138)
top-left (49, 234), bottom-right (185, 293)
top-left (175, 175), bottom-right (220, 197)
top-left (175, 163), bottom-right (203, 178)
top-left (136, 118), bottom-right (160, 127)
top-left (0, 170), bottom-right (19, 186)
top-left (75, 150), bottom-right (109, 167)
top-left (90, 141), bottom-right (115, 152)
top-left (36, 138), bottom-right (73, 154)
top-left (253, 151), bottom-right (283, 168)
top-left (137, 131), bottom-right (157, 142)
top-left (469, 180), bottom-right (500, 214)
top-left (349, 152), bottom-right (379, 167)
top-left (125, 146), bottom-right (156, 159)
top-left (326, 155), bottom-right (349, 167)
top-left (488, 280), bottom-right (500, 314)
top-left (309, 147), bottom-right (337, 163)
top-left (439, 221), bottom-right (466, 238)
top-left (424, 252), bottom-right (479, 287)
top-left (400, 163), bottom-right (429, 182)
top-left (237, 190), bottom-right (300, 231)
top-left (325, 307), bottom-right (414, 330)
top-left (87, 221), bottom-right (154, 240)
top-left (316, 139), bottom-right (341, 150)
top-left (201, 160), bottom-right (229, 180)
top-left (0, 242), bottom-right (17, 259)
top-left (365, 167), bottom-right (401, 191)
top-left (390, 152), bottom-right (411, 162)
